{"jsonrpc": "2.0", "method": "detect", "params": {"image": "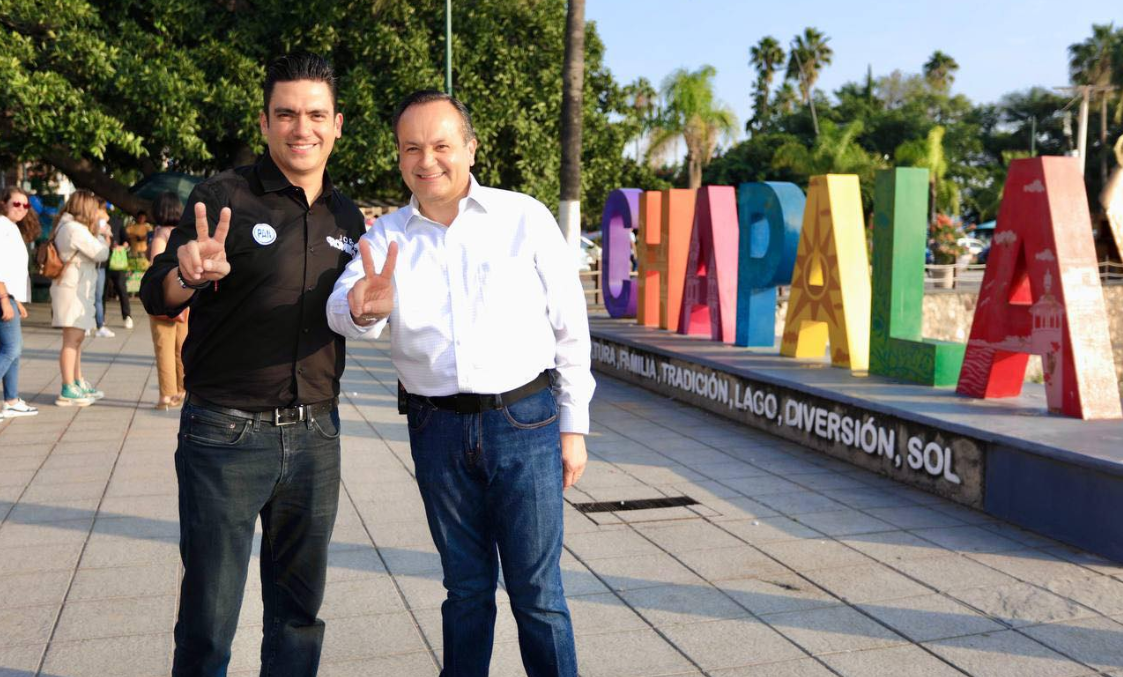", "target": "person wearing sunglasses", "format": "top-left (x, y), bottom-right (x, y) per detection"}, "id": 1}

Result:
top-left (0, 187), bottom-right (41, 418)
